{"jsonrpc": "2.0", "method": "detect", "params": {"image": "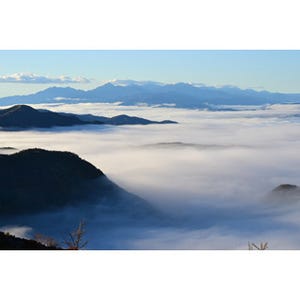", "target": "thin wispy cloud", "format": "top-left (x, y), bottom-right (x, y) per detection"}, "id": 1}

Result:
top-left (0, 73), bottom-right (90, 84)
